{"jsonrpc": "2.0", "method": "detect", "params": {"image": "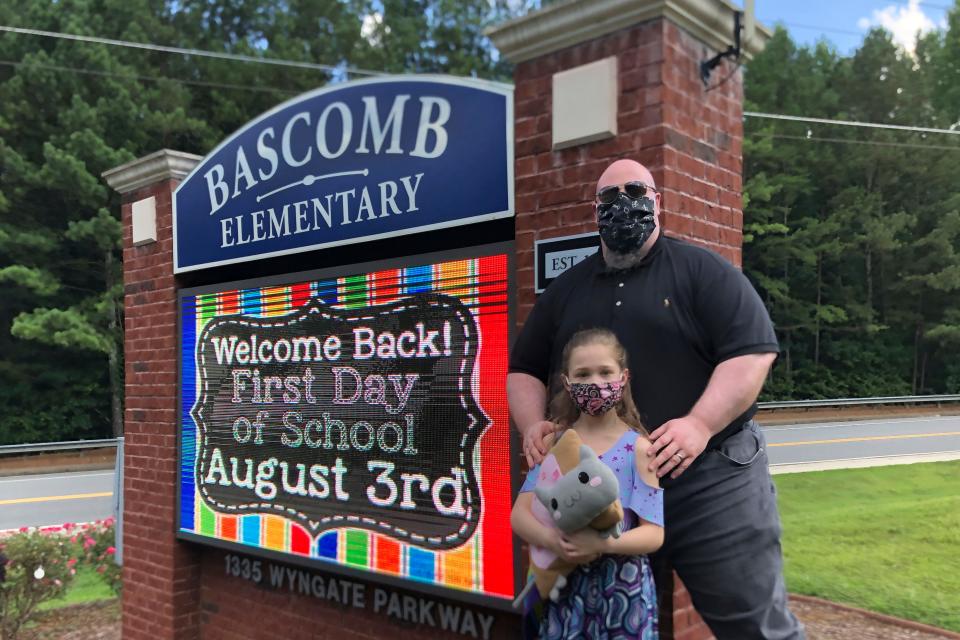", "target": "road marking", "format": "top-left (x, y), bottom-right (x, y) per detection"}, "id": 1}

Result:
top-left (767, 431), bottom-right (960, 447)
top-left (770, 451), bottom-right (960, 474)
top-left (0, 491), bottom-right (113, 506)
top-left (763, 416), bottom-right (959, 432)
top-left (0, 472), bottom-right (114, 484)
